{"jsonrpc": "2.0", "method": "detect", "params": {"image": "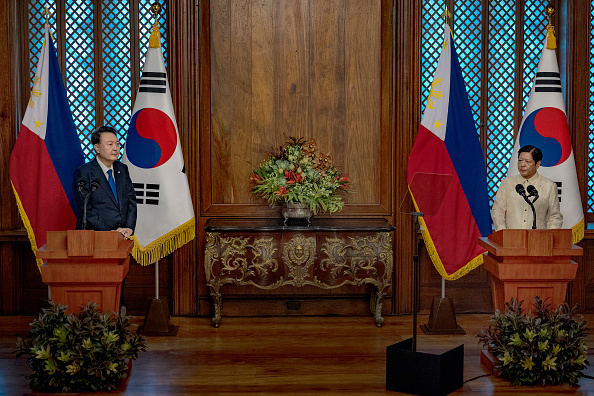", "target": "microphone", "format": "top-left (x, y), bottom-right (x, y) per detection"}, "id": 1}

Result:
top-left (82, 179), bottom-right (101, 230)
top-left (516, 184), bottom-right (537, 229)
top-left (526, 185), bottom-right (539, 202)
top-left (515, 184), bottom-right (528, 199)
top-left (90, 179), bottom-right (100, 192)
top-left (77, 180), bottom-right (88, 196)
